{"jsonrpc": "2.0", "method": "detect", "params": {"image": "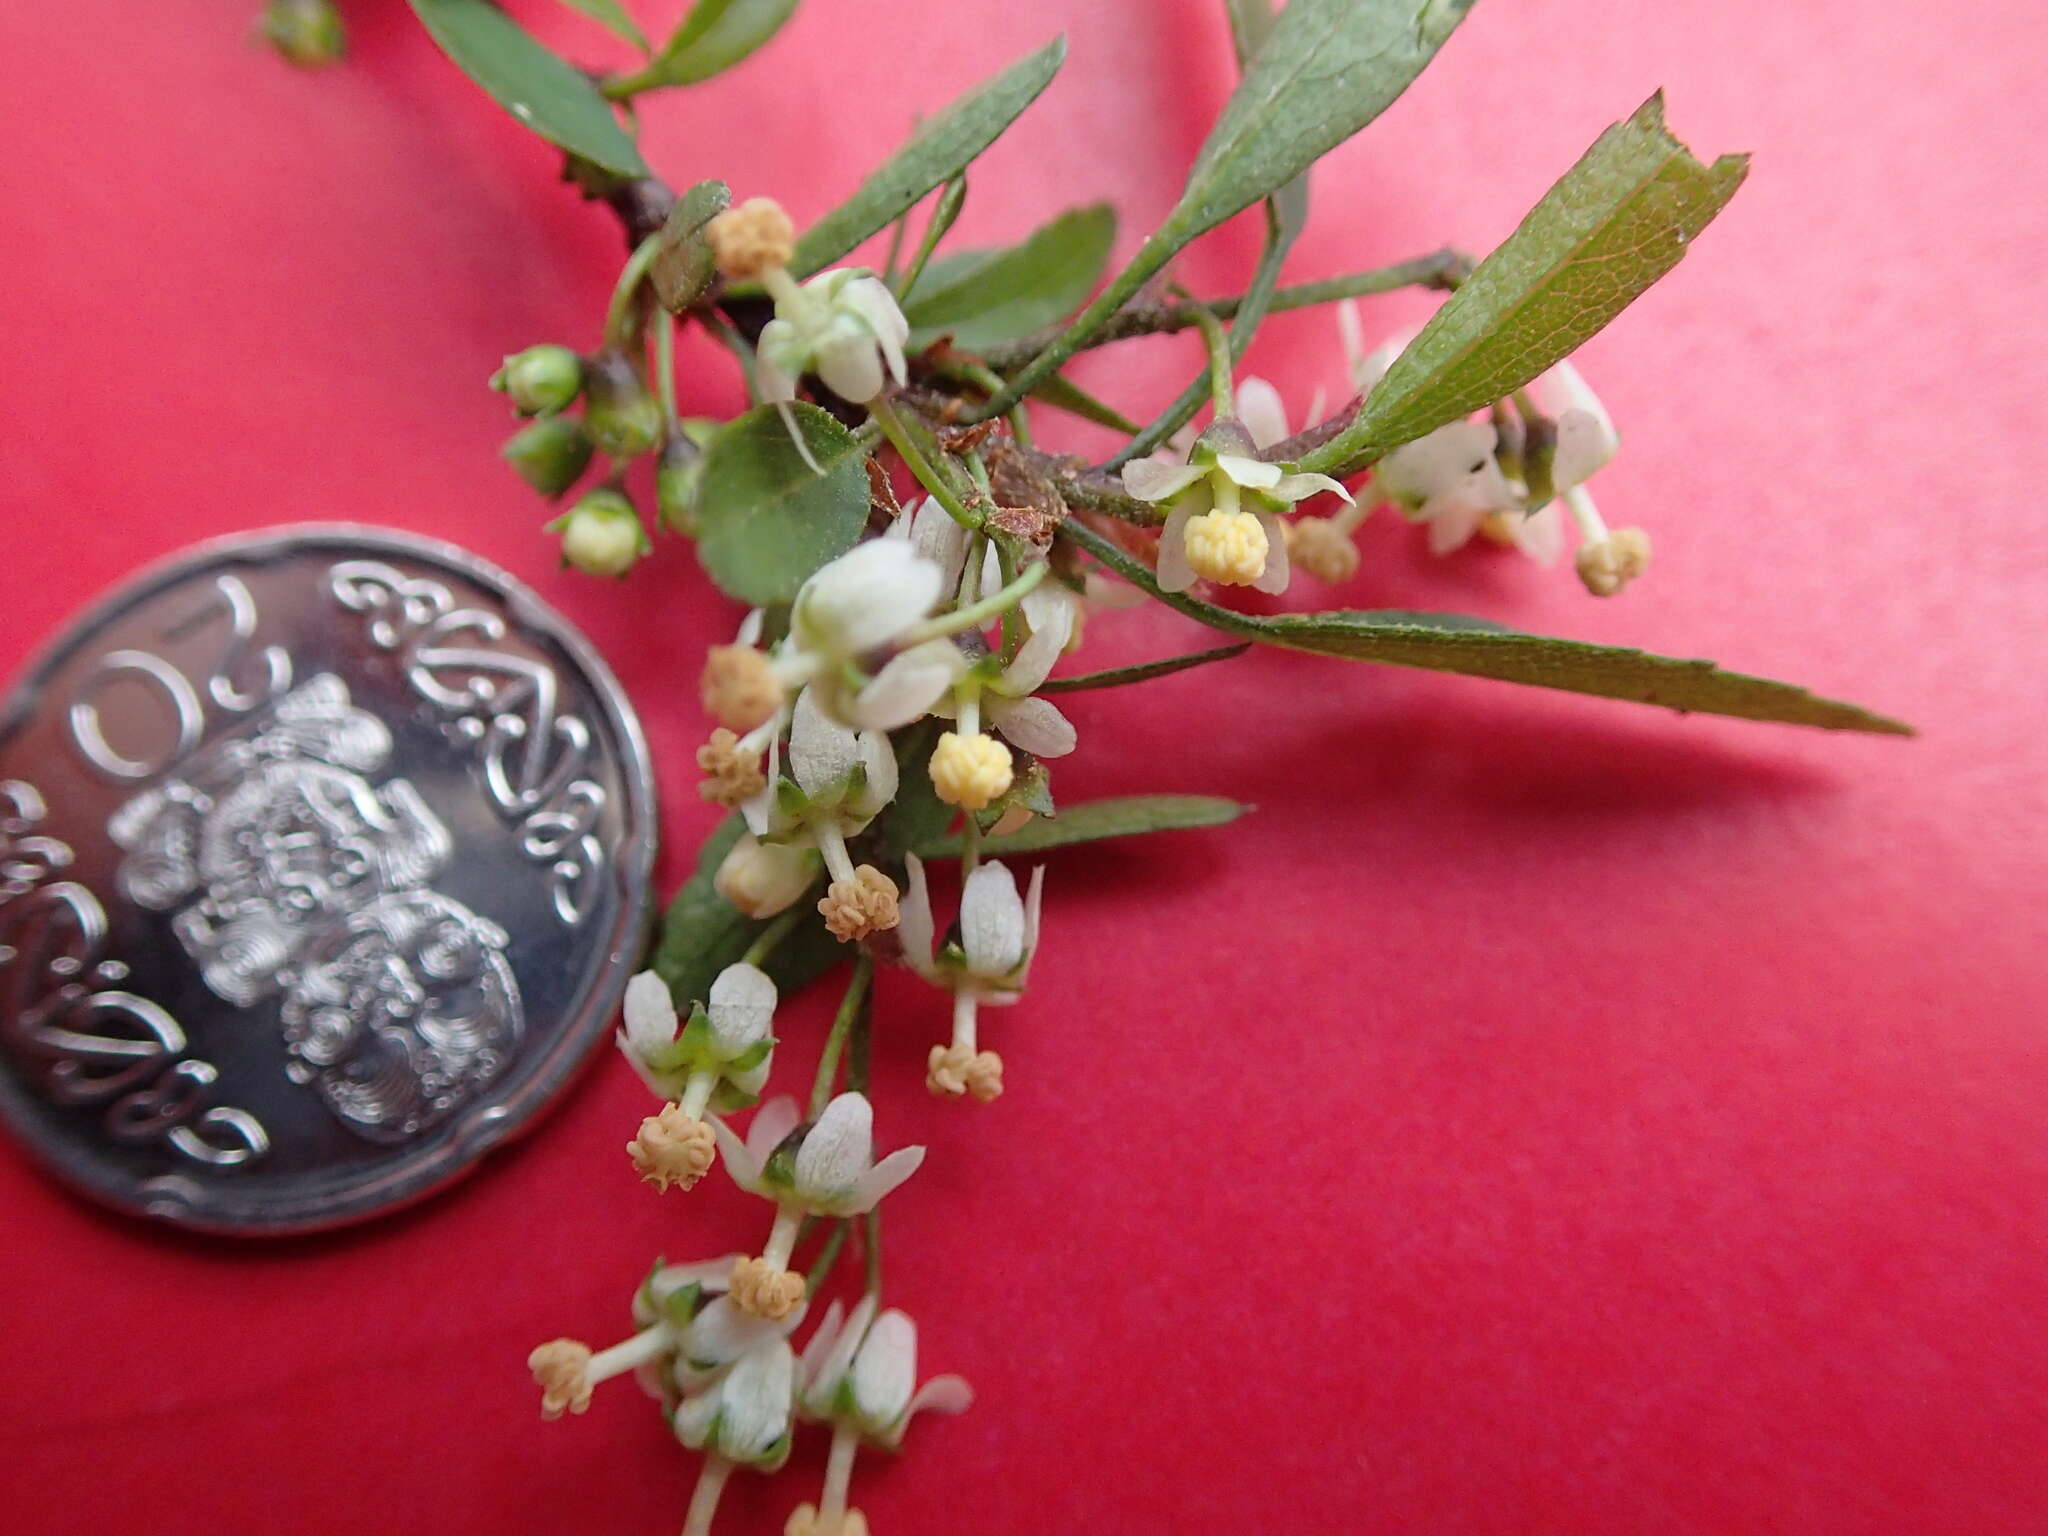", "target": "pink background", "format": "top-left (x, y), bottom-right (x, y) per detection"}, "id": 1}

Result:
top-left (3, 0), bottom-right (2044, 1531)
